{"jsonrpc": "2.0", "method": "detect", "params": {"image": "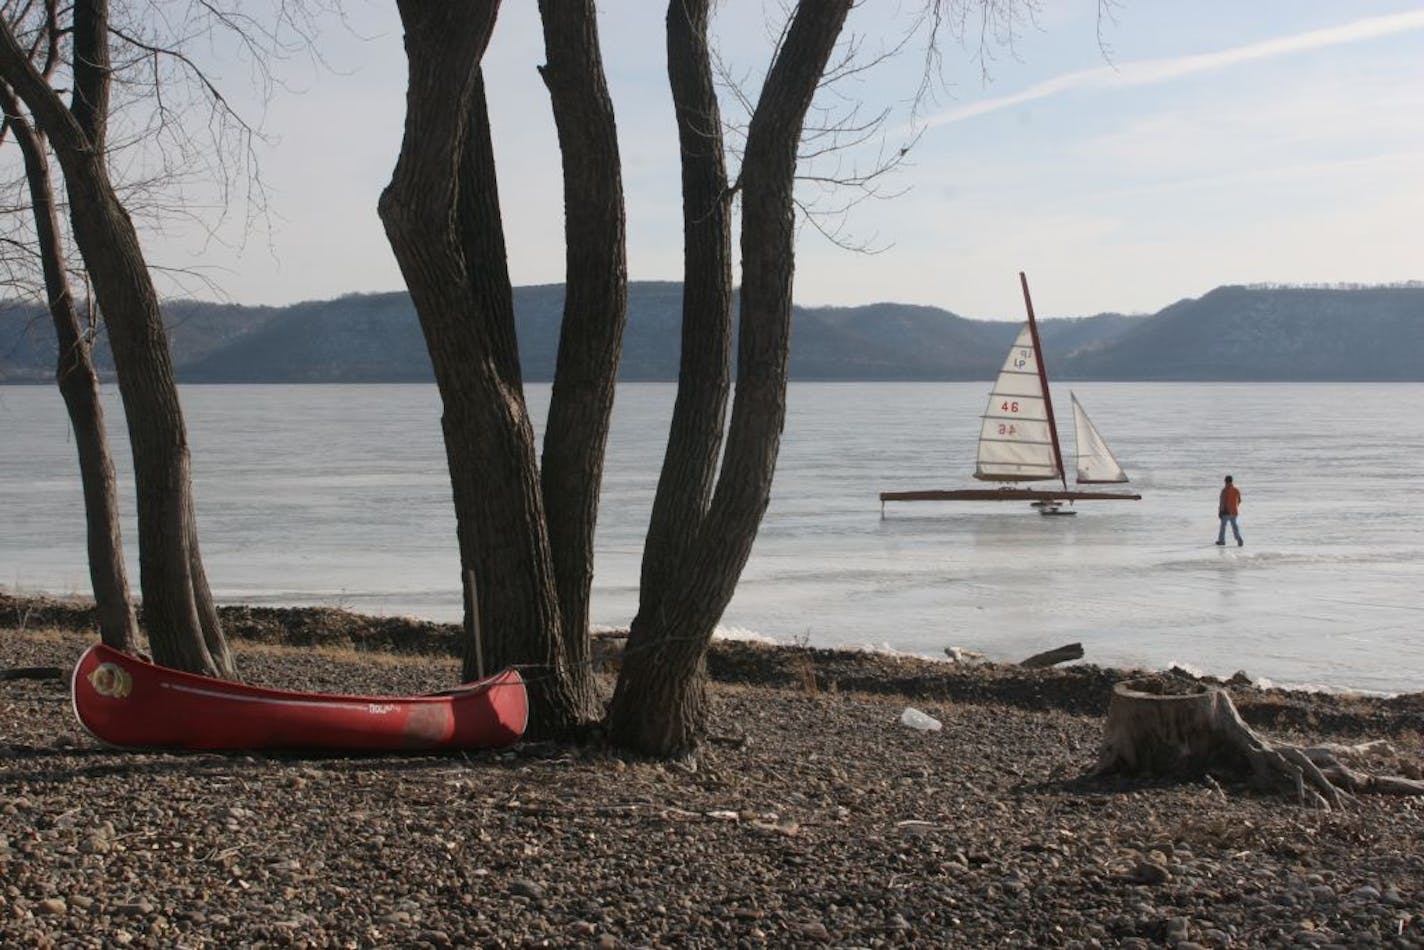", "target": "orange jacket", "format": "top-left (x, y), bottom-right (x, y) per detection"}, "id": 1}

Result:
top-left (1219, 485), bottom-right (1241, 516)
